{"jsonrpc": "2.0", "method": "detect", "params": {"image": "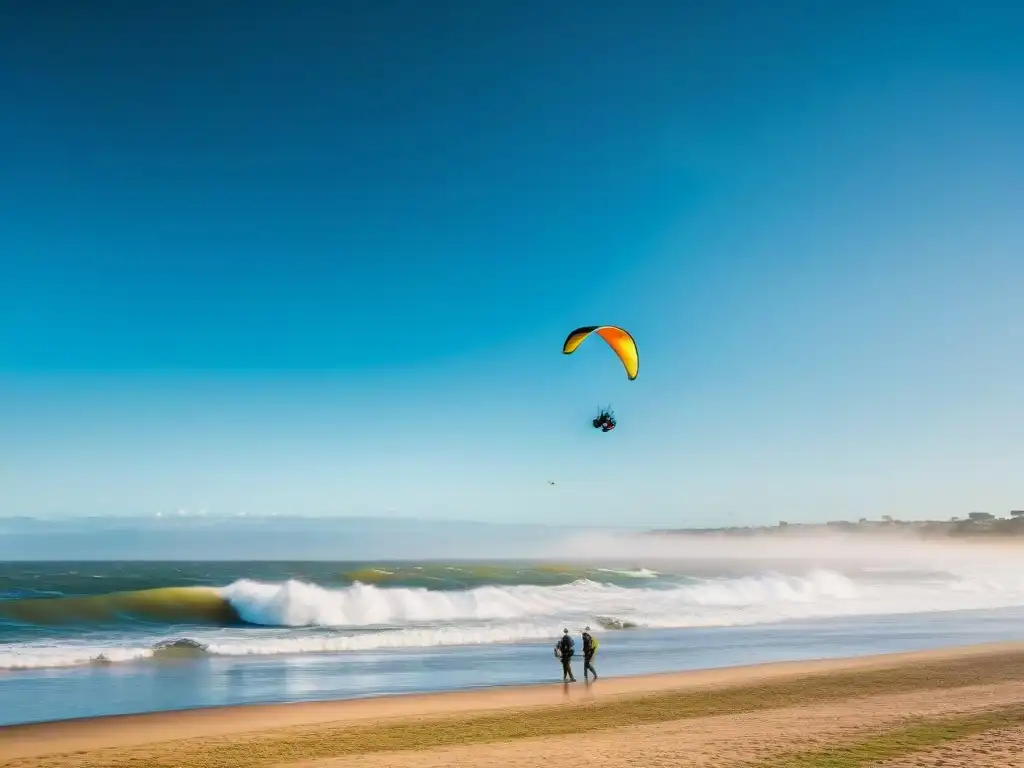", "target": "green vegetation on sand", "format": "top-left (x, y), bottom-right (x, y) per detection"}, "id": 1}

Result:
top-left (13, 649), bottom-right (1024, 768)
